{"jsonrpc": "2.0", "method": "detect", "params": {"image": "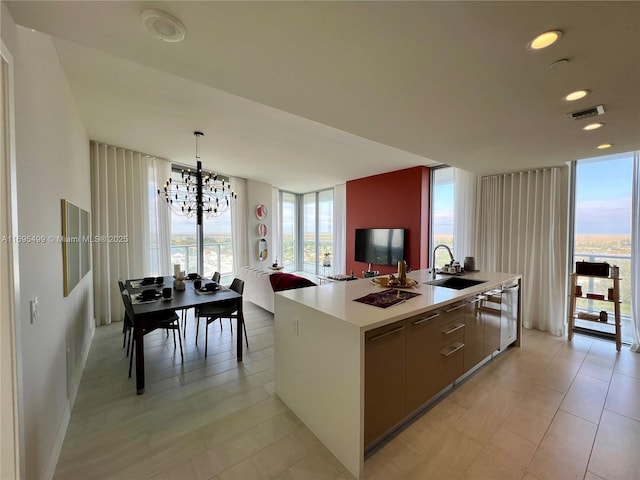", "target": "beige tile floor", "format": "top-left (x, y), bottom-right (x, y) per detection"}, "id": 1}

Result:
top-left (54, 303), bottom-right (640, 480)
